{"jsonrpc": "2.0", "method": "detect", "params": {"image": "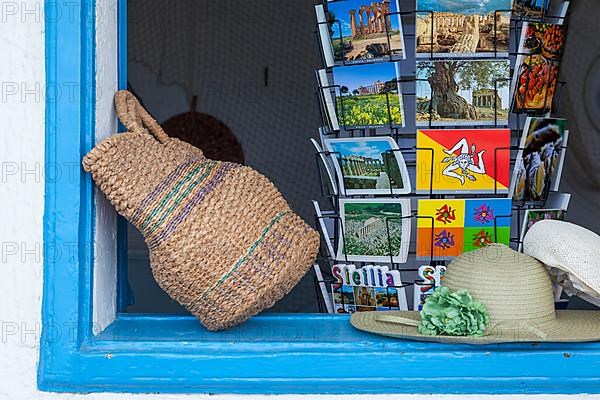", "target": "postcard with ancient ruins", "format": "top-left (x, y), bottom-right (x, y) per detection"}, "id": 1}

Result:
top-left (317, 0), bottom-right (405, 66)
top-left (416, 0), bottom-right (511, 57)
top-left (337, 198), bottom-right (411, 264)
top-left (333, 62), bottom-right (404, 129)
top-left (324, 136), bottom-right (411, 196)
top-left (416, 59), bottom-right (510, 126)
